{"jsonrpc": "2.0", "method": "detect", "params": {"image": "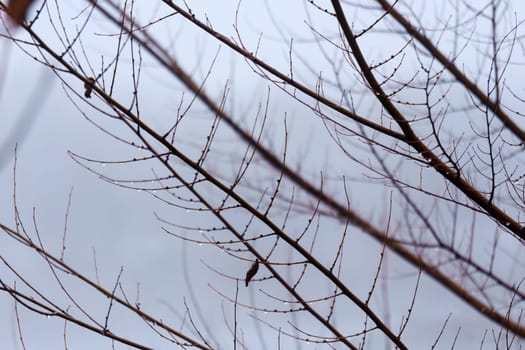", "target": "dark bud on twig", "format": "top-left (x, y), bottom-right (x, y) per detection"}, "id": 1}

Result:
top-left (245, 259), bottom-right (259, 287)
top-left (84, 77), bottom-right (95, 98)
